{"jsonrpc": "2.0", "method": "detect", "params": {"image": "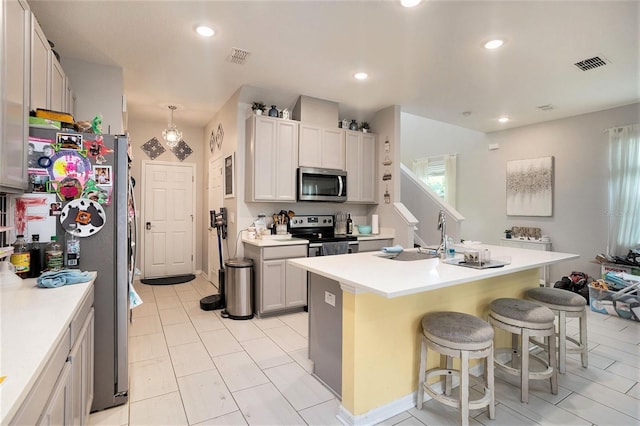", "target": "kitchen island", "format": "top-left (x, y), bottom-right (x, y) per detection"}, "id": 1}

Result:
top-left (288, 244), bottom-right (578, 425)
